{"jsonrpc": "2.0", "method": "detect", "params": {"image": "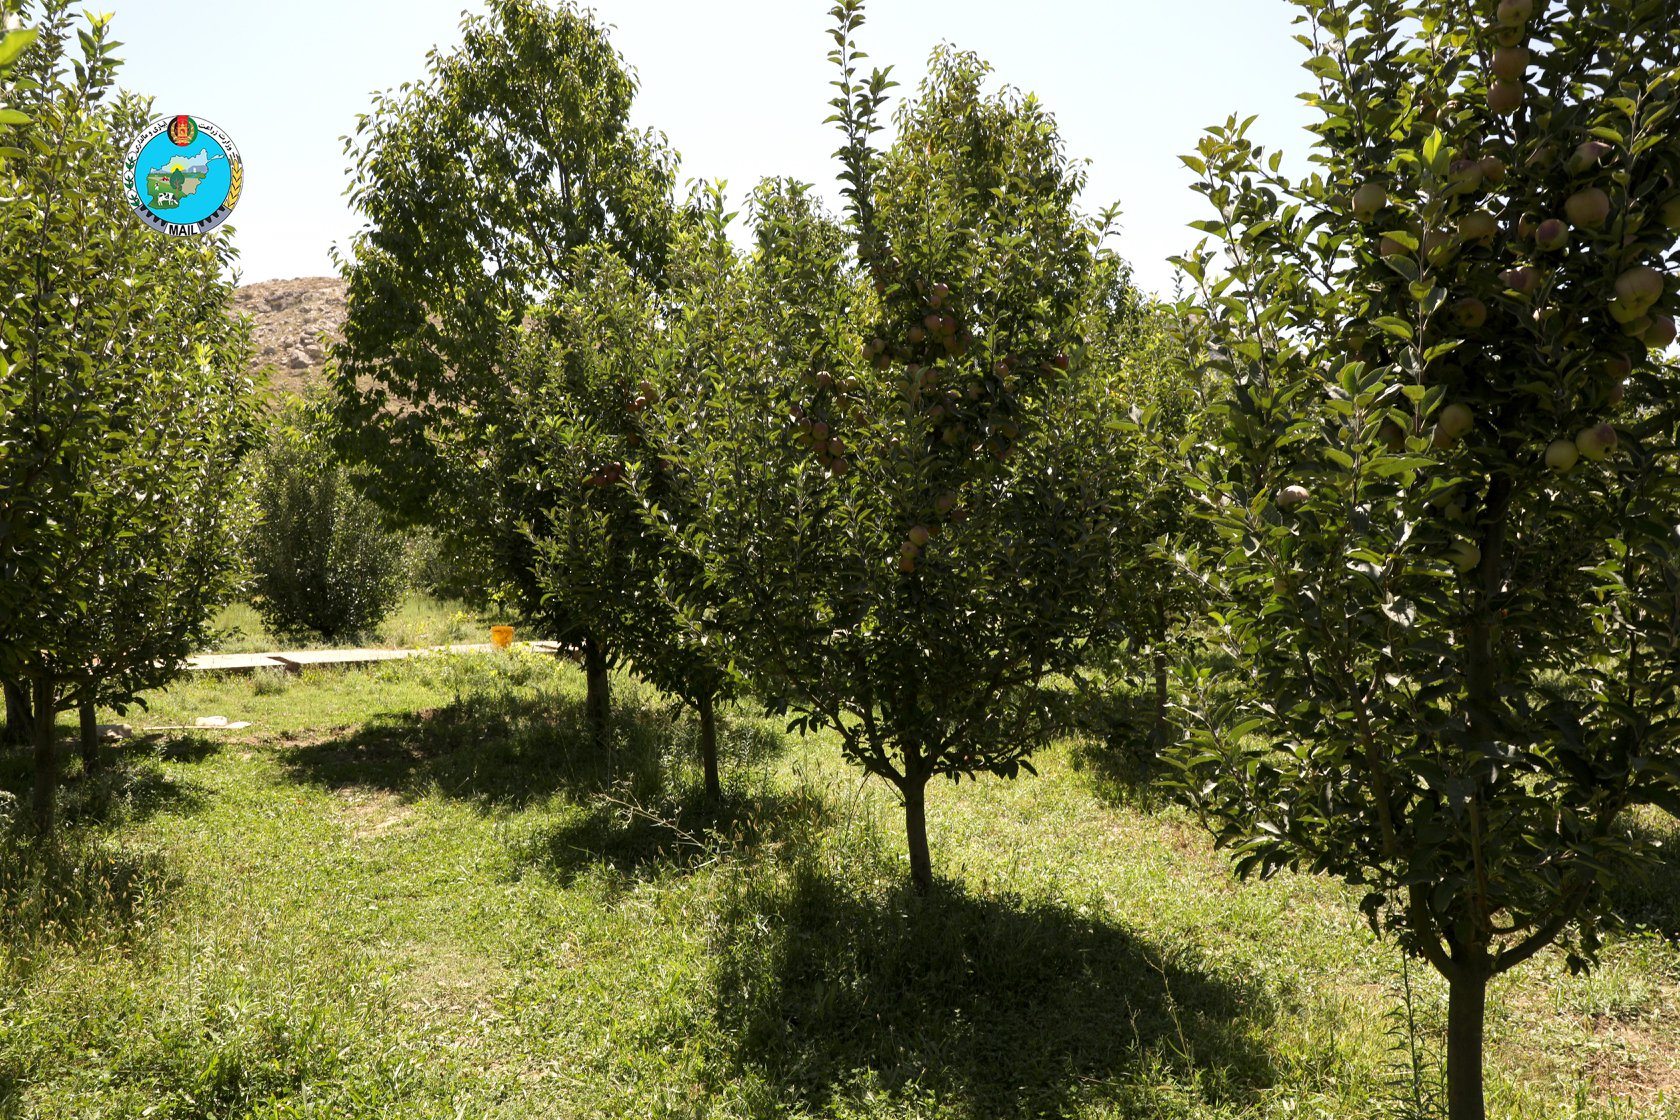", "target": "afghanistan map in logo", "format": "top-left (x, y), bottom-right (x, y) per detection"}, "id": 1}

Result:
top-left (123, 114), bottom-right (243, 235)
